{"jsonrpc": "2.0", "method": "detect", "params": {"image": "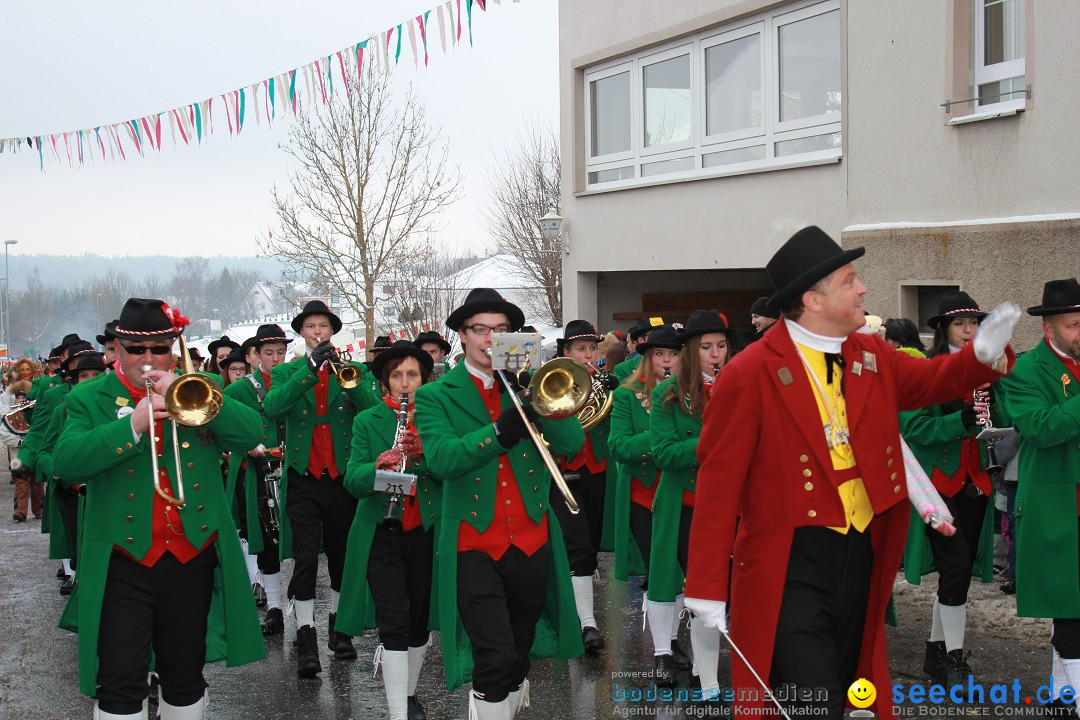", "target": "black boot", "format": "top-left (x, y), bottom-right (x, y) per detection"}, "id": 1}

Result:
top-left (253, 583), bottom-right (267, 608)
top-left (943, 649), bottom-right (972, 688)
top-left (923, 641), bottom-right (947, 682)
top-left (671, 638), bottom-right (692, 671)
top-left (407, 695), bottom-right (427, 720)
top-left (262, 607), bottom-right (284, 636)
top-left (295, 625), bottom-right (322, 678)
top-left (582, 626), bottom-right (605, 654)
top-left (328, 613), bottom-right (357, 660)
top-left (654, 654), bottom-right (676, 688)
top-left (59, 576), bottom-right (75, 596)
